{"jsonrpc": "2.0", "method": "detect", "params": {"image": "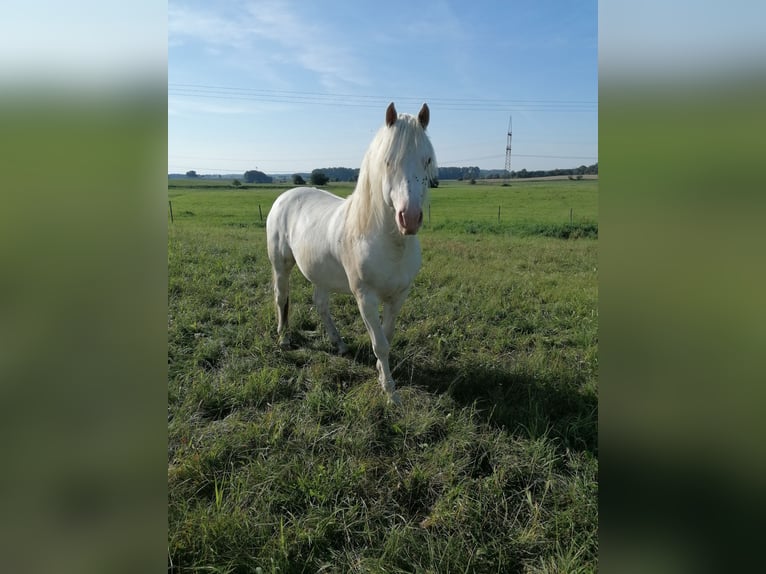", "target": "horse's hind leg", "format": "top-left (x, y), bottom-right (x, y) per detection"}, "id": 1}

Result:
top-left (273, 267), bottom-right (292, 348)
top-left (268, 245), bottom-right (295, 349)
top-left (313, 286), bottom-right (348, 355)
